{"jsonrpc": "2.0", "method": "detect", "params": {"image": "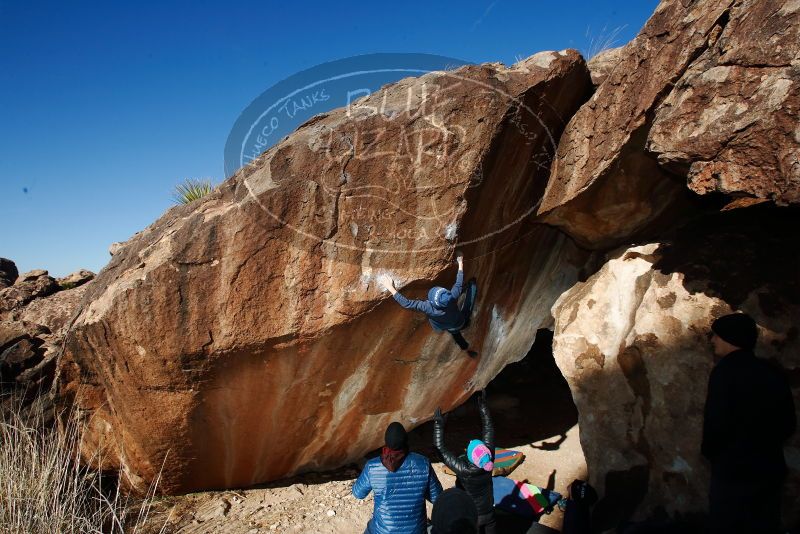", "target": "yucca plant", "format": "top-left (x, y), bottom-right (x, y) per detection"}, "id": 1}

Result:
top-left (172, 178), bottom-right (214, 205)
